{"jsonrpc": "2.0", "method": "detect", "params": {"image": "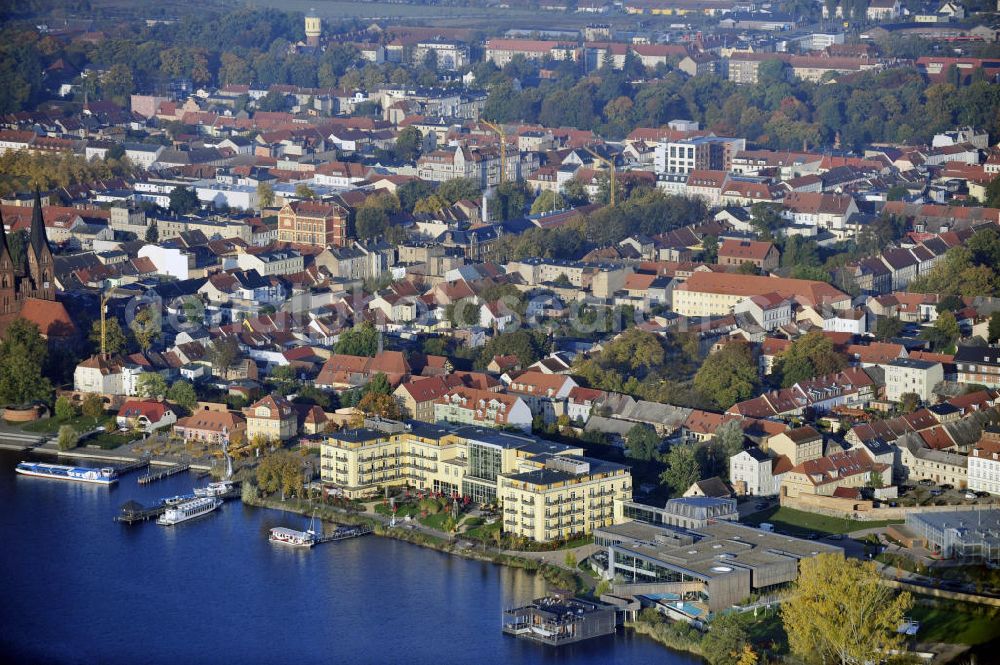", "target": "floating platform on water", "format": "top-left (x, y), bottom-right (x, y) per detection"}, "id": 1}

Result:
top-left (114, 500), bottom-right (166, 523)
top-left (138, 463), bottom-right (189, 485)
